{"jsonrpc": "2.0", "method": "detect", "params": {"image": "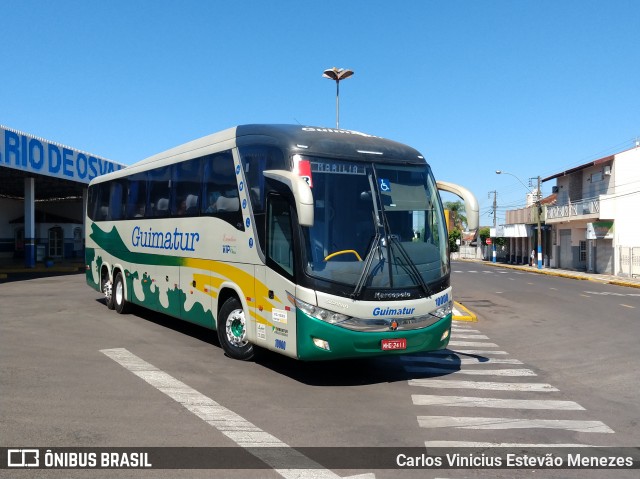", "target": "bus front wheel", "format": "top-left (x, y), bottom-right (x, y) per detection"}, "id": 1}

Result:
top-left (217, 297), bottom-right (254, 360)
